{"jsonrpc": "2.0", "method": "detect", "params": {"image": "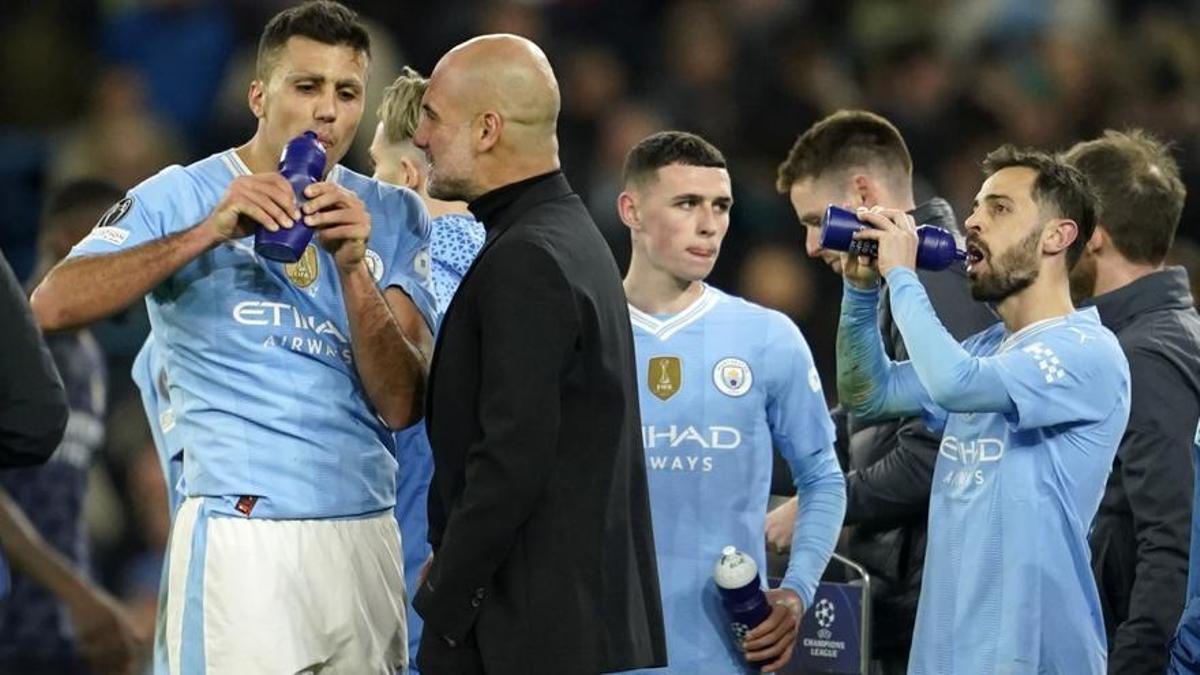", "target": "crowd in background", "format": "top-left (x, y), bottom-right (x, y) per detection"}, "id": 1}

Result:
top-left (2, 0), bottom-right (1199, 648)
